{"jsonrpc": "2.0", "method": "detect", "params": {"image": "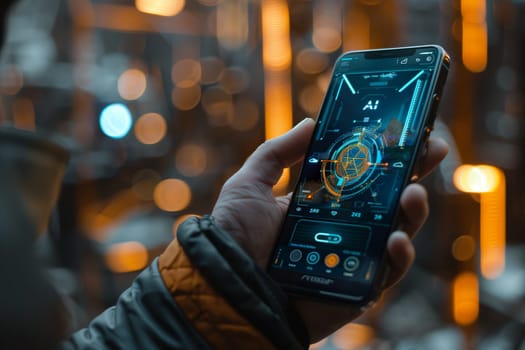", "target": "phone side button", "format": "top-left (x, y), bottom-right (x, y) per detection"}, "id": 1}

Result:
top-left (427, 93), bottom-right (440, 126)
